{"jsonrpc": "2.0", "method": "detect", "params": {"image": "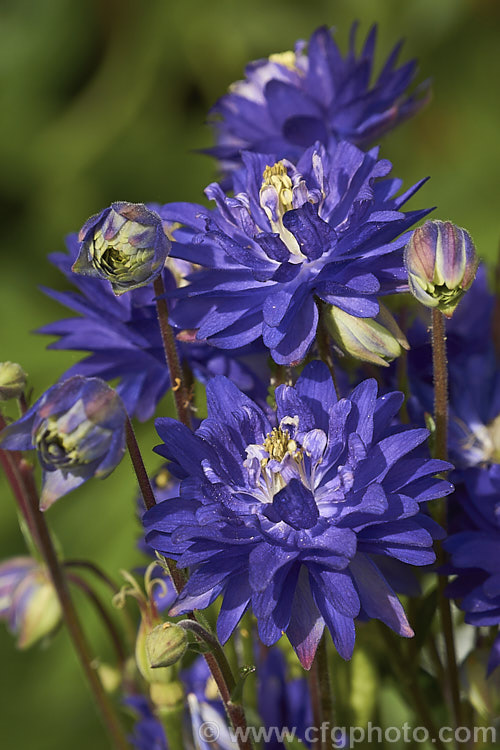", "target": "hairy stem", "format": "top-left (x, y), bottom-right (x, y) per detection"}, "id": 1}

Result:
top-left (5, 455), bottom-right (131, 750)
top-left (317, 312), bottom-right (340, 398)
top-left (126, 421), bottom-right (253, 749)
top-left (309, 634), bottom-right (333, 750)
top-left (153, 275), bottom-right (192, 428)
top-left (431, 308), bottom-right (463, 735)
